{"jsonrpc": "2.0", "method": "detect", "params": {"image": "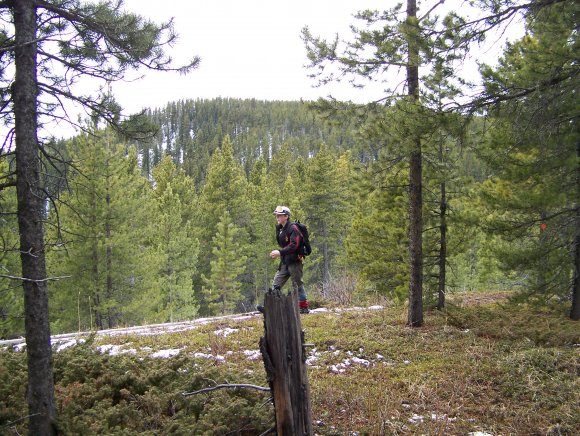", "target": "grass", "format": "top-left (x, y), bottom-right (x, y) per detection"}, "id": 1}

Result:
top-left (1, 295), bottom-right (578, 435)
